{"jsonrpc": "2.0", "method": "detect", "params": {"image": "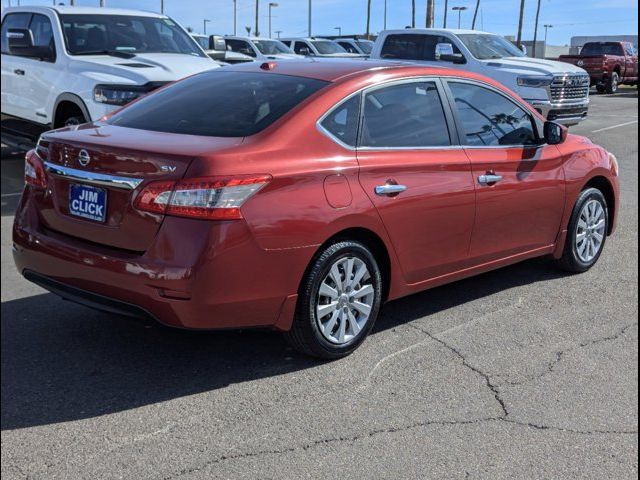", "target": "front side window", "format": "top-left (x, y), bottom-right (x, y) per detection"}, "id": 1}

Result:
top-left (380, 34), bottom-right (462, 61)
top-left (1, 12), bottom-right (32, 54)
top-left (320, 95), bottom-right (361, 147)
top-left (293, 41), bottom-right (311, 55)
top-left (361, 81), bottom-right (451, 148)
top-left (30, 14), bottom-right (55, 50)
top-left (338, 41), bottom-right (359, 54)
top-left (312, 41), bottom-right (346, 55)
top-left (59, 14), bottom-right (205, 57)
top-left (109, 71), bottom-right (328, 137)
top-left (253, 40), bottom-right (291, 55)
top-left (457, 34), bottom-right (524, 60)
top-left (449, 82), bottom-right (538, 147)
top-left (226, 39), bottom-right (256, 57)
